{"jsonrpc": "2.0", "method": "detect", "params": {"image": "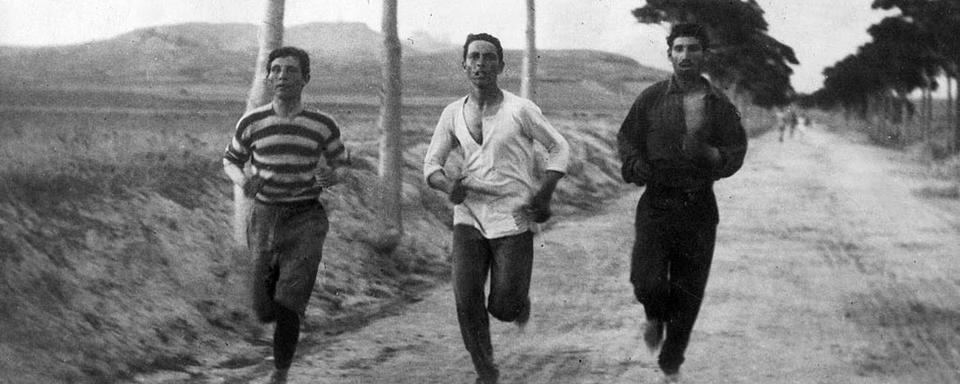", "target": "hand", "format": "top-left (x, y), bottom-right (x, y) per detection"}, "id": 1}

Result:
top-left (627, 159), bottom-right (652, 187)
top-left (515, 195), bottom-right (552, 224)
top-left (242, 174), bottom-right (266, 198)
top-left (449, 177), bottom-right (467, 204)
top-left (682, 134), bottom-right (720, 168)
top-left (314, 167), bottom-right (339, 188)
